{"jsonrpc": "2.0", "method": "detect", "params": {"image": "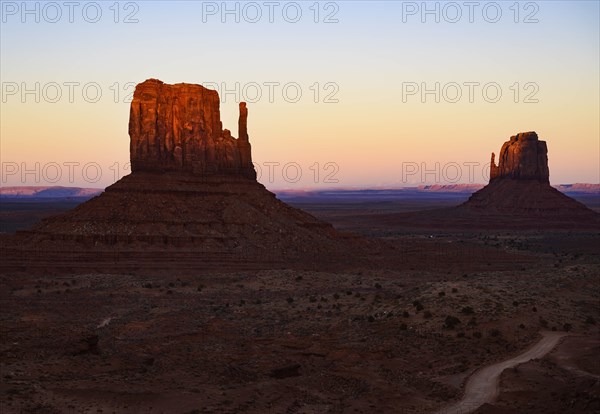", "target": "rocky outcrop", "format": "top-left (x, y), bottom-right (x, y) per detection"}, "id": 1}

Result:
top-left (129, 79), bottom-right (255, 179)
top-left (489, 132), bottom-right (549, 183)
top-left (460, 132), bottom-right (599, 225)
top-left (3, 78), bottom-right (362, 272)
